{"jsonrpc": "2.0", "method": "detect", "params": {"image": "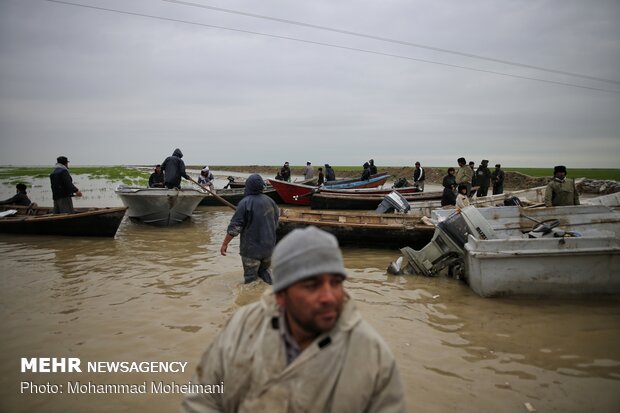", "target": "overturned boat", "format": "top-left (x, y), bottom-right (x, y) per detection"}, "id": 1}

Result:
top-left (115, 186), bottom-right (206, 225)
top-left (388, 205), bottom-right (620, 297)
